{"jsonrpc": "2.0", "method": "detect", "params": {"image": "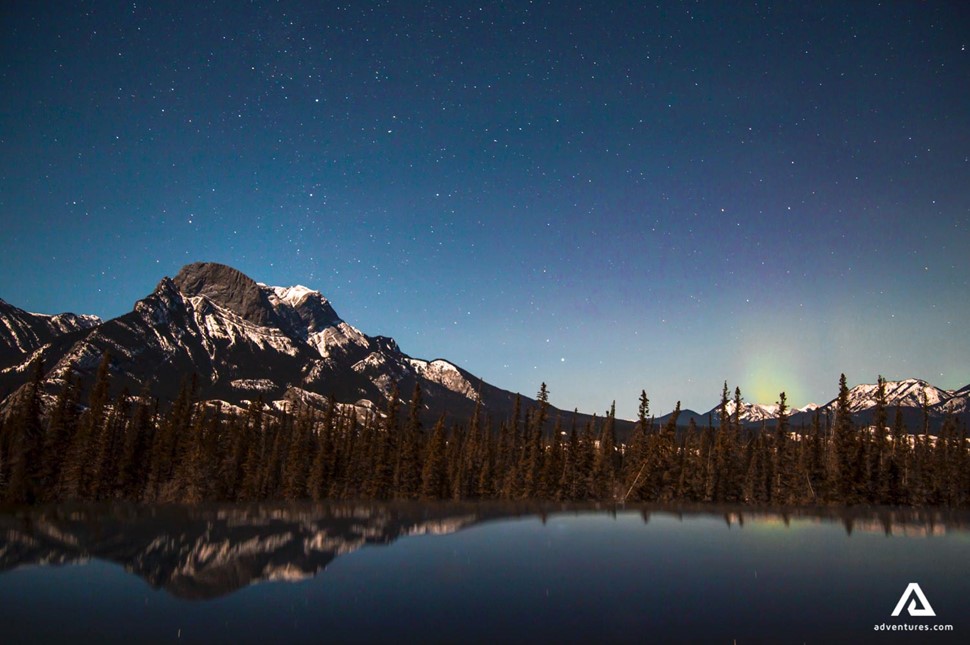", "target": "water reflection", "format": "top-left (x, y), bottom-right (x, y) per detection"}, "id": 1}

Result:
top-left (637, 506), bottom-right (965, 537)
top-left (1, 503), bottom-right (967, 600)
